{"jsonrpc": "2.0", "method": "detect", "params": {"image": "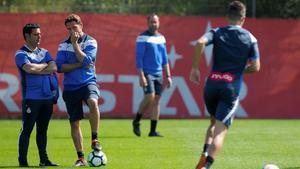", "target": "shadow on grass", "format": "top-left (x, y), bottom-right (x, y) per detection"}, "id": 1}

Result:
top-left (100, 135), bottom-right (139, 139)
top-left (52, 135), bottom-right (135, 139)
top-left (0, 166), bottom-right (41, 168)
